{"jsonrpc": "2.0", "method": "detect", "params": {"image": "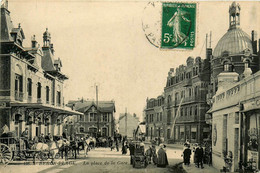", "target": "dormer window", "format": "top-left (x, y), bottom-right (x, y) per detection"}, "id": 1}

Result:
top-left (244, 60), bottom-right (250, 68)
top-left (224, 61), bottom-right (230, 72)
